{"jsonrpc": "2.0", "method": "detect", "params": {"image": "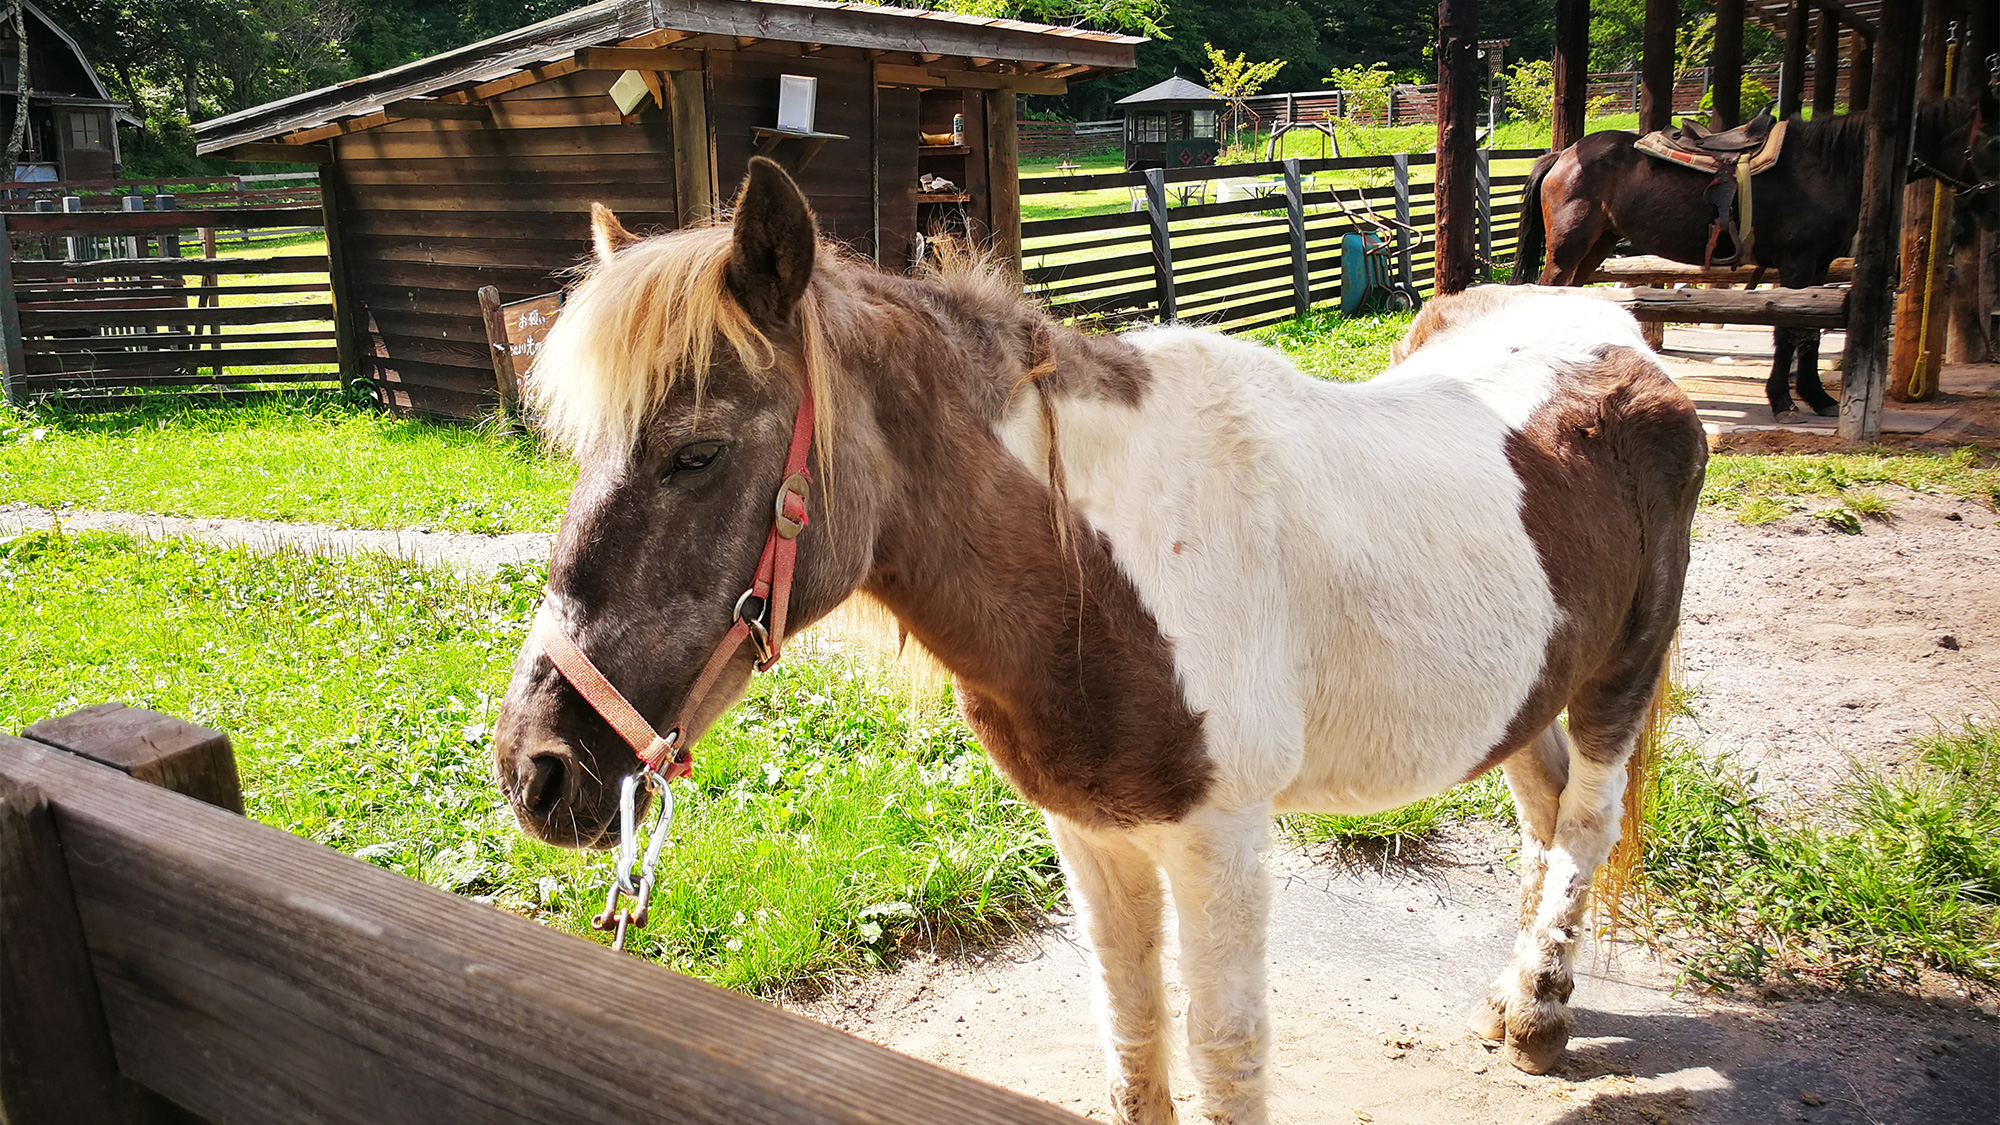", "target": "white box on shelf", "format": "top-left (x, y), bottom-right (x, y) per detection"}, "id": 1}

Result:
top-left (777, 75), bottom-right (817, 132)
